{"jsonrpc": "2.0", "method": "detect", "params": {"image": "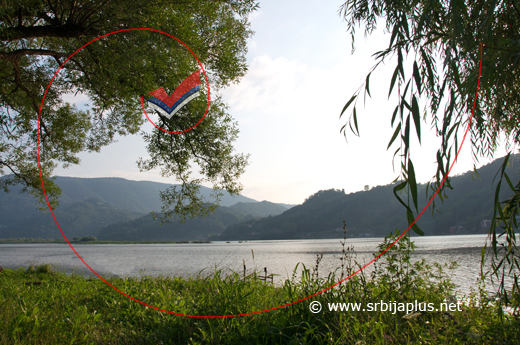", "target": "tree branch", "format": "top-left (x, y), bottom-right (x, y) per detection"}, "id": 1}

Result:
top-left (0, 160), bottom-right (35, 190)
top-left (511, 0), bottom-right (520, 19)
top-left (0, 48), bottom-right (68, 62)
top-left (12, 60), bottom-right (38, 107)
top-left (0, 24), bottom-right (97, 42)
